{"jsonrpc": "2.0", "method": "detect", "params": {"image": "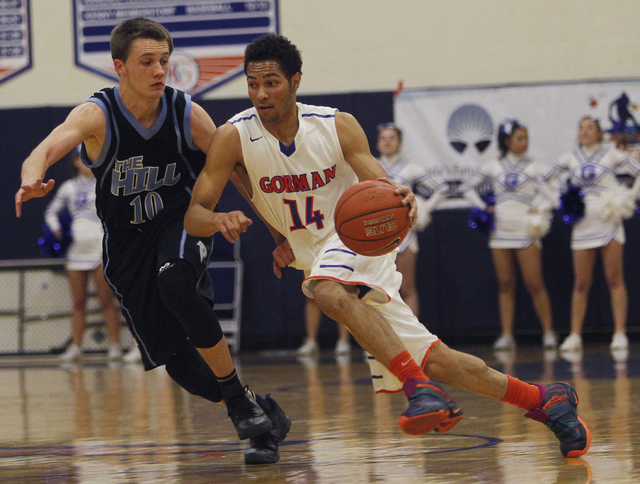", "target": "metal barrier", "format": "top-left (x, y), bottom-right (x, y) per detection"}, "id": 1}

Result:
top-left (0, 259), bottom-right (132, 355)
